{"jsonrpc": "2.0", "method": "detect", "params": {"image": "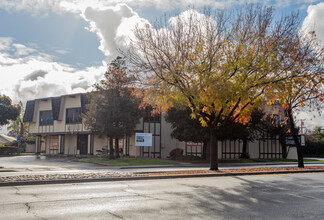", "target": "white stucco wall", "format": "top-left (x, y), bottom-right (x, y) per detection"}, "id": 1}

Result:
top-left (160, 115), bottom-right (186, 158)
top-left (28, 94), bottom-right (90, 135)
top-left (128, 134), bottom-right (141, 157)
top-left (25, 143), bottom-right (36, 153)
top-left (93, 135), bottom-right (108, 155)
top-left (249, 141), bottom-right (259, 158)
top-left (29, 99), bottom-right (52, 134)
top-left (286, 146), bottom-right (298, 159)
